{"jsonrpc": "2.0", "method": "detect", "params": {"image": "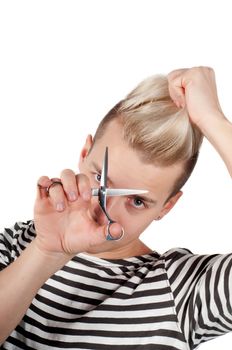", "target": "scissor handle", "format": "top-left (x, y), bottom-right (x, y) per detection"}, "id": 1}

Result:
top-left (106, 221), bottom-right (125, 241)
